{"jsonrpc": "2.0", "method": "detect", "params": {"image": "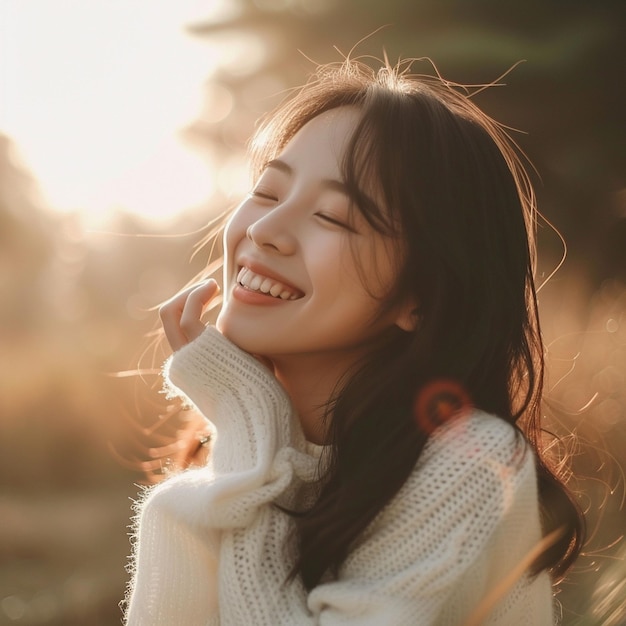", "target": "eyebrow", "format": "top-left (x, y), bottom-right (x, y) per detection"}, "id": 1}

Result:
top-left (265, 158), bottom-right (350, 197)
